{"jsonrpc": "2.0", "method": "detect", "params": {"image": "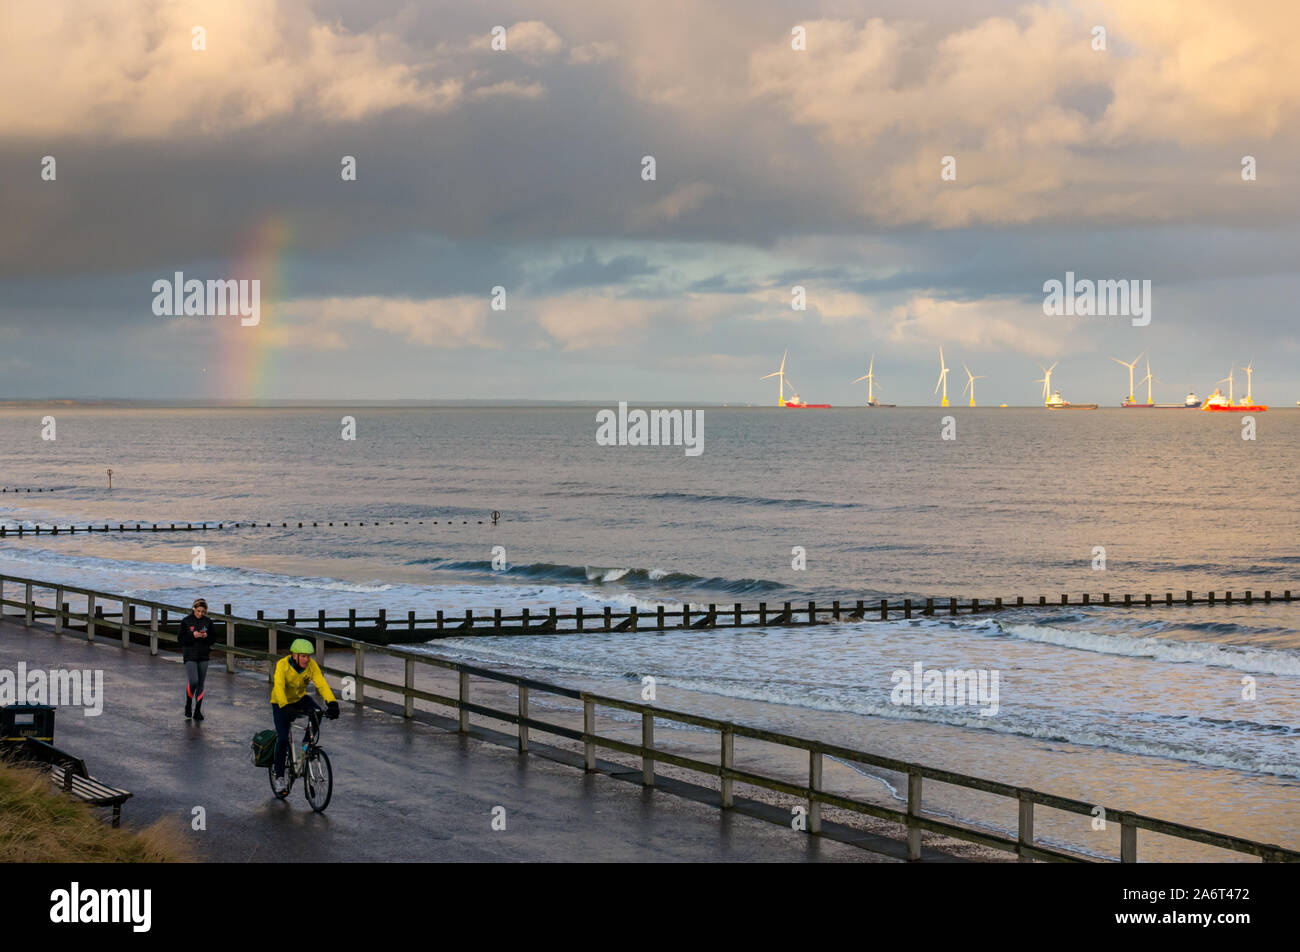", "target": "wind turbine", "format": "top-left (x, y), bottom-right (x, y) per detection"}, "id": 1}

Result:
top-left (1243, 359), bottom-right (1255, 404)
top-left (1034, 362), bottom-right (1058, 406)
top-left (1109, 351), bottom-right (1145, 404)
top-left (852, 354), bottom-right (880, 406)
top-left (1216, 367), bottom-right (1235, 404)
top-left (1137, 355), bottom-right (1159, 405)
top-left (761, 350), bottom-right (789, 406)
top-left (962, 364), bottom-right (986, 407)
top-left (935, 346), bottom-right (951, 407)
